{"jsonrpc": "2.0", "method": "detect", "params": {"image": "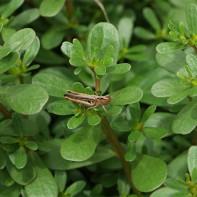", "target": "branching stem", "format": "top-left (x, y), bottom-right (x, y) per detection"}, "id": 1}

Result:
top-left (93, 72), bottom-right (140, 195)
top-left (101, 116), bottom-right (140, 195)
